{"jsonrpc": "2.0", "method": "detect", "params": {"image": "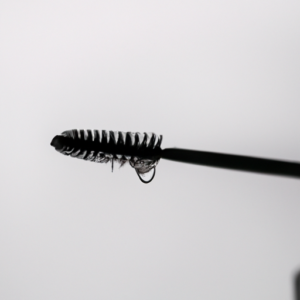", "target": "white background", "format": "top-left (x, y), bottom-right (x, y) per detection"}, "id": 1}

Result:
top-left (1, 1), bottom-right (300, 299)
